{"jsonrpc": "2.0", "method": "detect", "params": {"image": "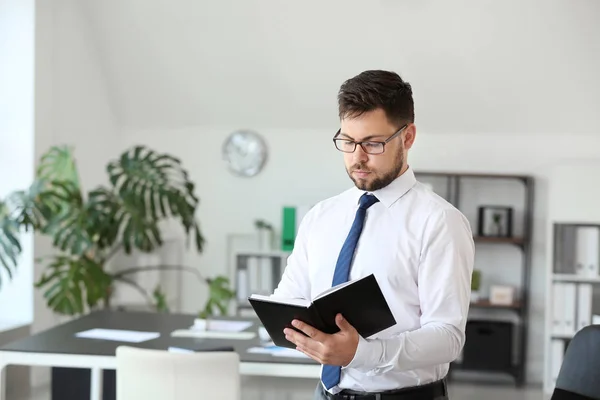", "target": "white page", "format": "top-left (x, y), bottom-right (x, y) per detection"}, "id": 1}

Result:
top-left (170, 329), bottom-right (256, 340)
top-left (248, 294), bottom-right (311, 308)
top-left (75, 328), bottom-right (160, 343)
top-left (168, 346), bottom-right (194, 354)
top-left (313, 274), bottom-right (371, 301)
top-left (247, 346), bottom-right (309, 358)
top-left (192, 319), bottom-right (253, 332)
